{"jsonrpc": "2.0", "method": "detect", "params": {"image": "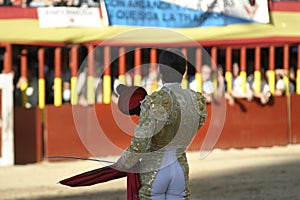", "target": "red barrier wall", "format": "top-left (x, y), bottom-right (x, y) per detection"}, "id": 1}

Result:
top-left (188, 103), bottom-right (211, 152)
top-left (215, 97), bottom-right (289, 149)
top-left (188, 97), bottom-right (290, 151)
top-left (291, 94), bottom-right (300, 144)
top-left (43, 96), bottom-right (293, 161)
top-left (44, 105), bottom-right (91, 160)
top-left (14, 107), bottom-right (43, 164)
top-left (45, 103), bottom-right (138, 160)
